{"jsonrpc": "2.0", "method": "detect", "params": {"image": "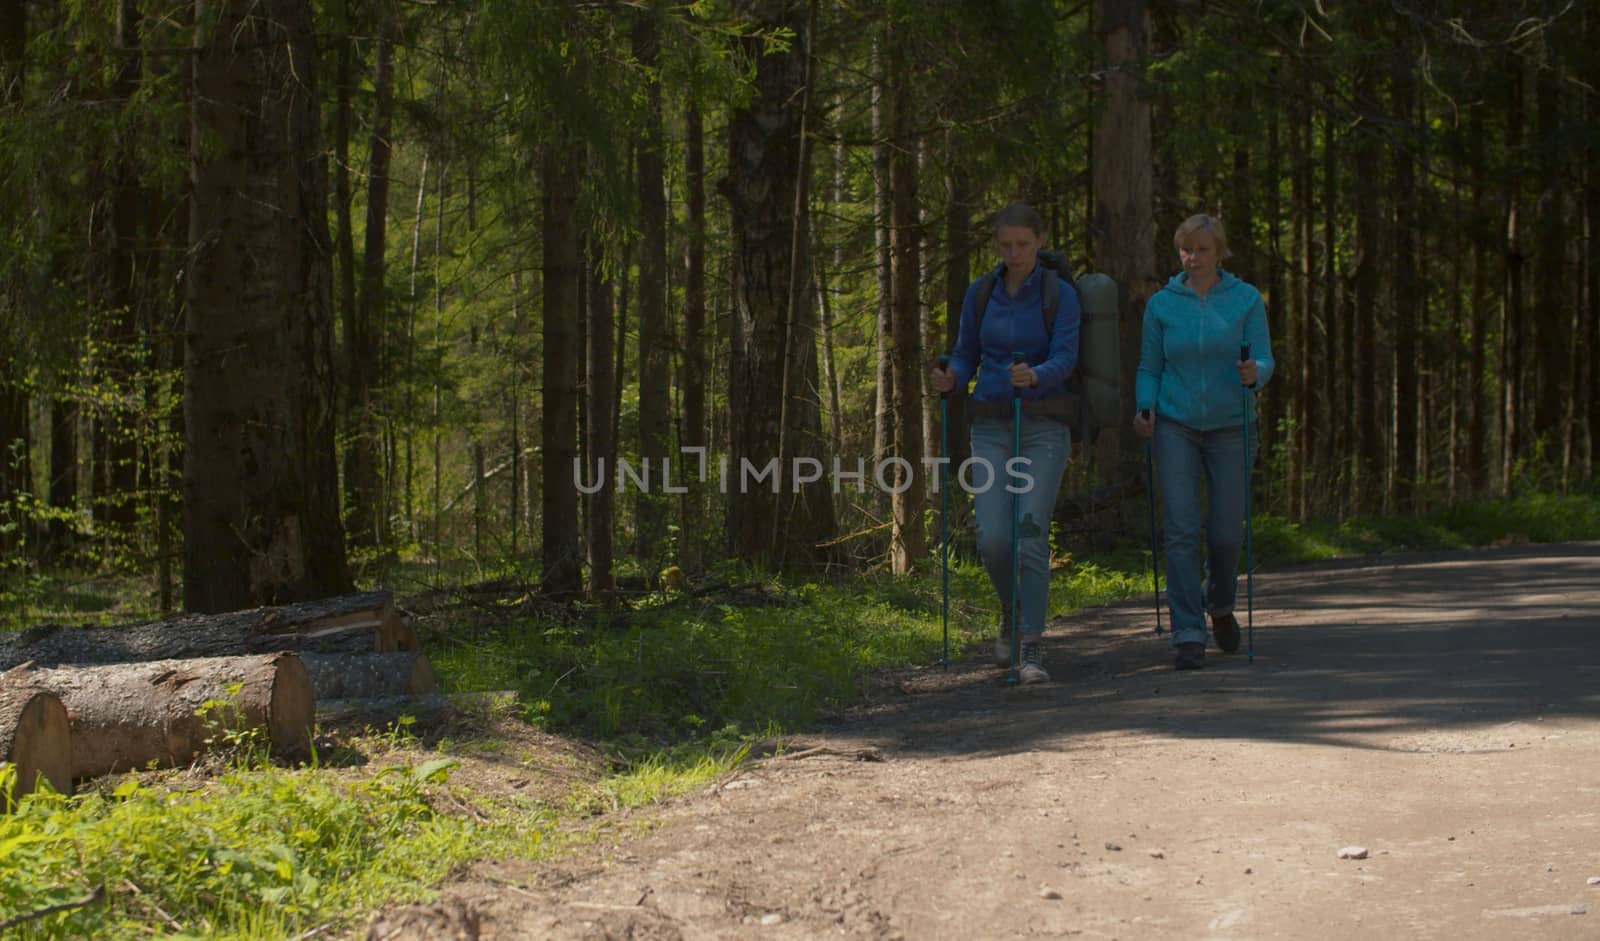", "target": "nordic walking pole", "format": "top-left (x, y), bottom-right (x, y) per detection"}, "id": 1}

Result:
top-left (1142, 409), bottom-right (1162, 636)
top-left (938, 354), bottom-right (952, 671)
top-left (1241, 342), bottom-right (1255, 664)
top-left (1008, 352), bottom-right (1024, 687)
